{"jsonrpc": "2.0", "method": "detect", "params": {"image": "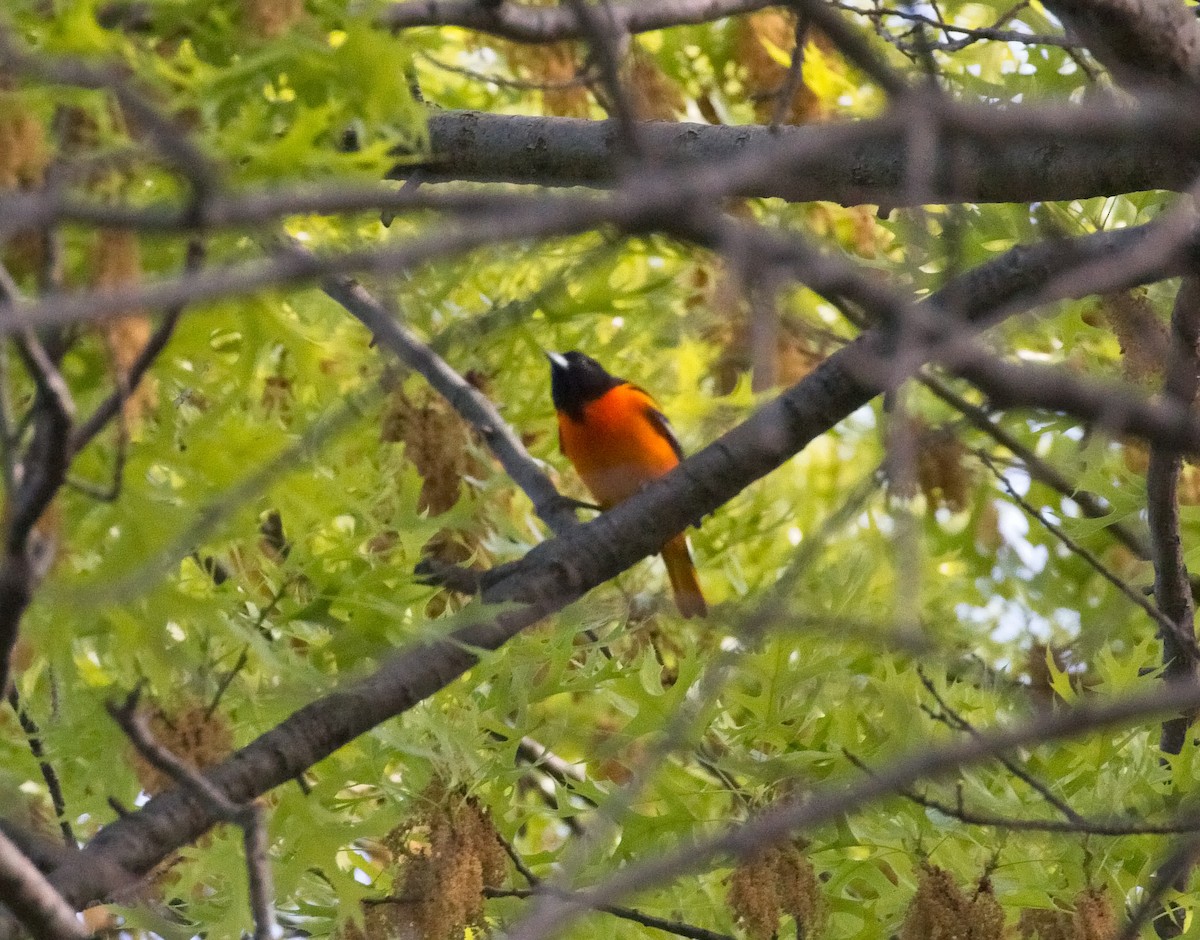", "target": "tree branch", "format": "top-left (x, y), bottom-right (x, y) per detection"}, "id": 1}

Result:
top-left (978, 451), bottom-right (1177, 639)
top-left (397, 103), bottom-right (1200, 206)
top-left (0, 829), bottom-right (86, 940)
top-left (8, 690), bottom-right (74, 846)
top-left (1146, 276), bottom-right (1200, 755)
top-left (1040, 0), bottom-right (1200, 90)
top-left (315, 264), bottom-right (578, 535)
top-left (107, 688), bottom-right (277, 940)
top-left (848, 753), bottom-right (1200, 836)
top-left (379, 0), bottom-right (778, 41)
top-left (484, 886), bottom-right (736, 940)
top-left (919, 371), bottom-right (1153, 560)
